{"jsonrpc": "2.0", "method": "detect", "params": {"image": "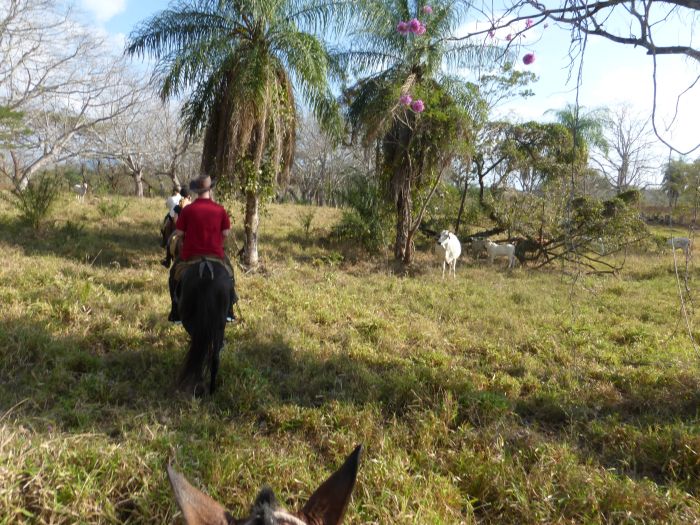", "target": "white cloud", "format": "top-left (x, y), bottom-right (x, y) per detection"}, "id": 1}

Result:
top-left (80, 0), bottom-right (127, 22)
